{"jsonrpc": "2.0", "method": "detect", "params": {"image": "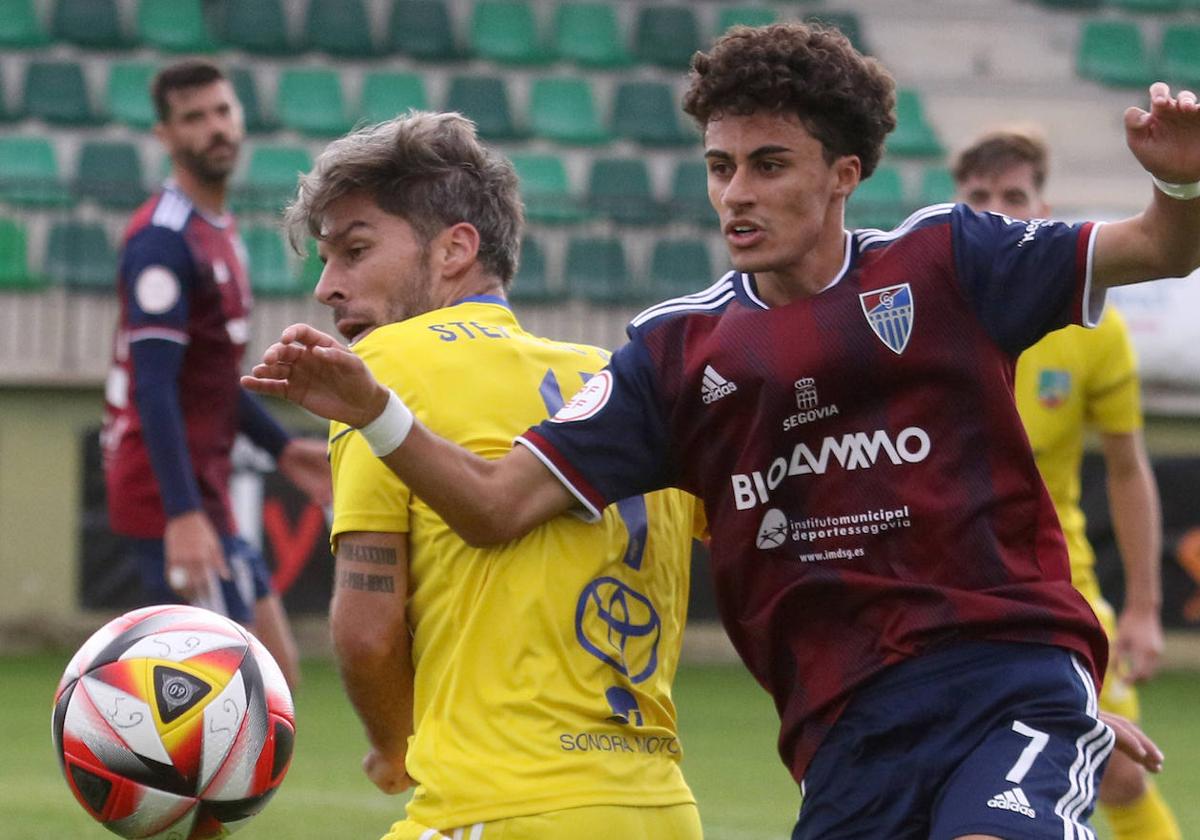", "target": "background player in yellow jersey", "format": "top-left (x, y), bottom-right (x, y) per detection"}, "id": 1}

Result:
top-left (280, 111), bottom-right (704, 840)
top-left (954, 128), bottom-right (1179, 840)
